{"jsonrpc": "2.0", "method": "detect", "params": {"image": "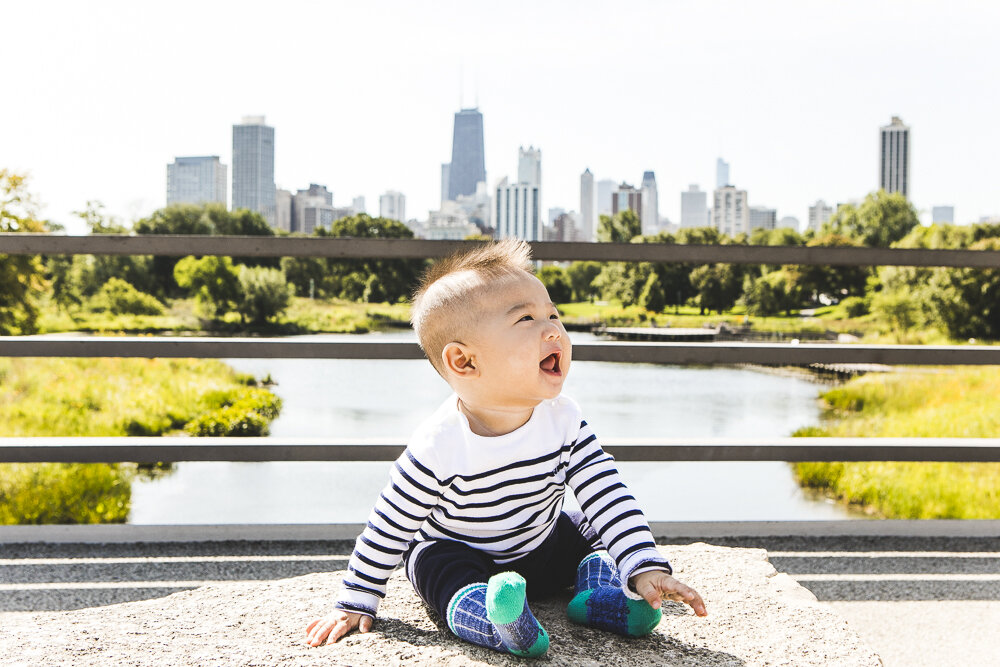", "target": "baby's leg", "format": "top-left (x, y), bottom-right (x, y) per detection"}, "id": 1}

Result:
top-left (405, 540), bottom-right (548, 658)
top-left (566, 551), bottom-right (661, 637)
